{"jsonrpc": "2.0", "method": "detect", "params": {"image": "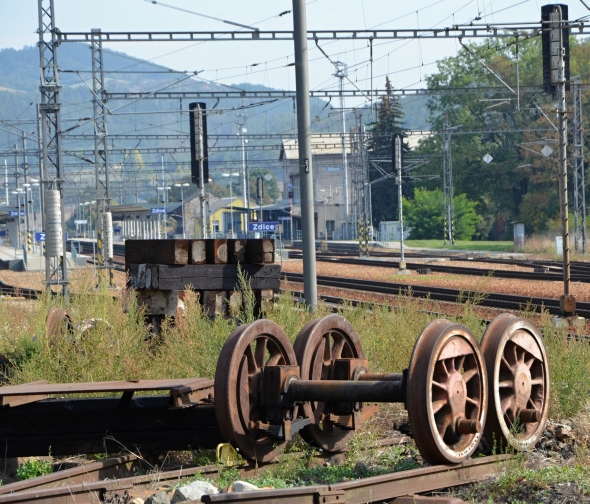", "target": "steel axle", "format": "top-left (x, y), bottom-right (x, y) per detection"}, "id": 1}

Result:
top-left (286, 378), bottom-right (406, 404)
